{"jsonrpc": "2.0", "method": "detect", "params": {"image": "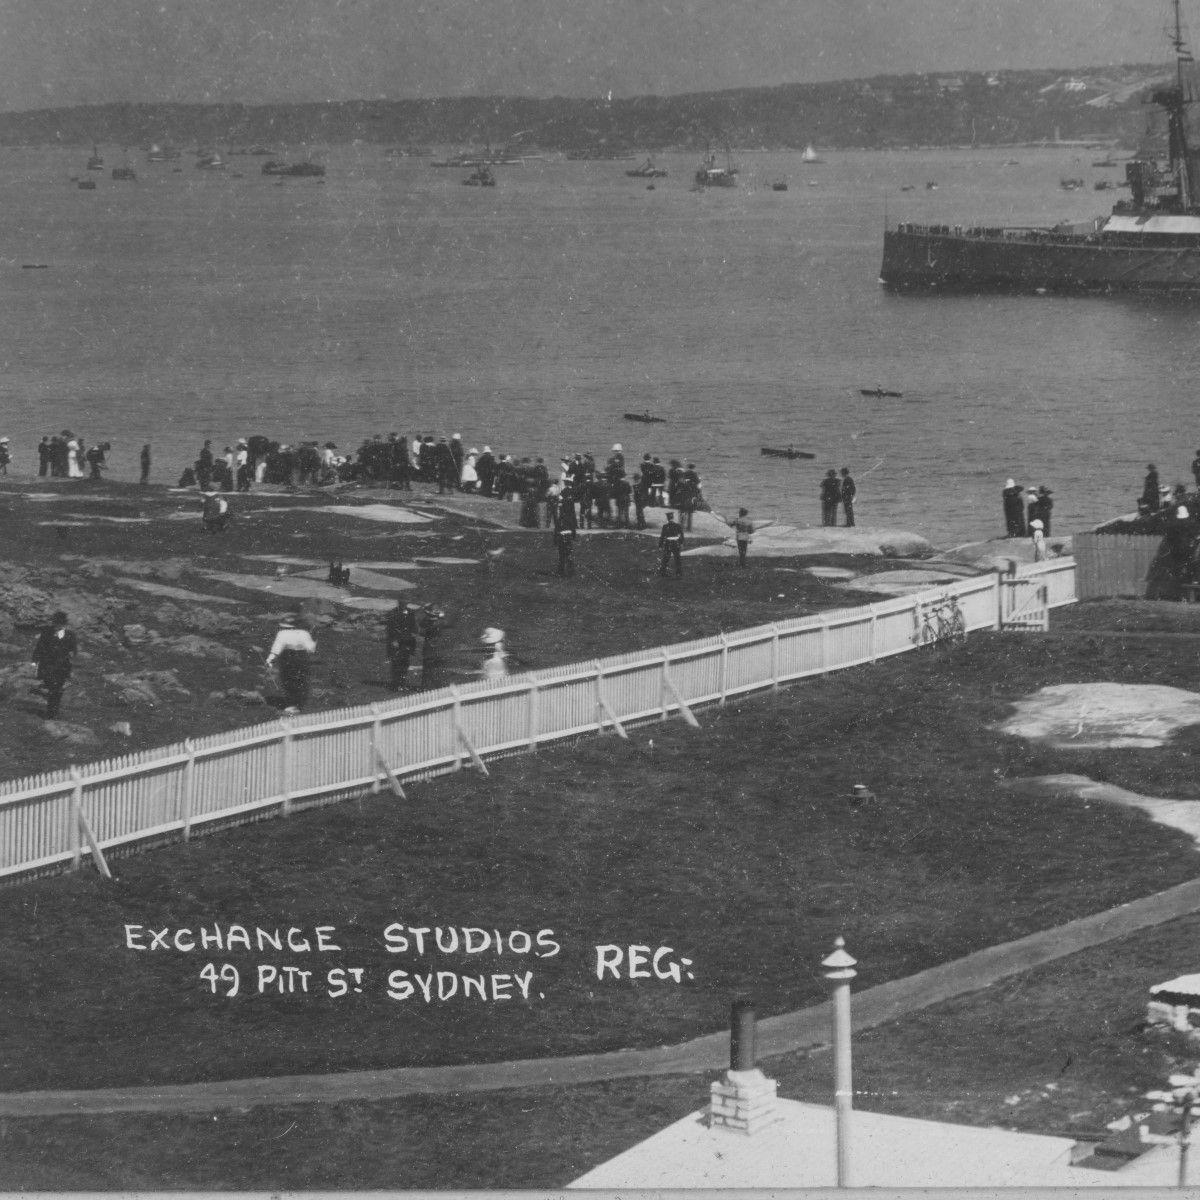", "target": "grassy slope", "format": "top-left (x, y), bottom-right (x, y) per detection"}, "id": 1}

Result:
top-left (0, 480), bottom-right (889, 776)
top-left (6, 911), bottom-right (1196, 1190)
top-left (2, 611), bottom-right (1200, 1096)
